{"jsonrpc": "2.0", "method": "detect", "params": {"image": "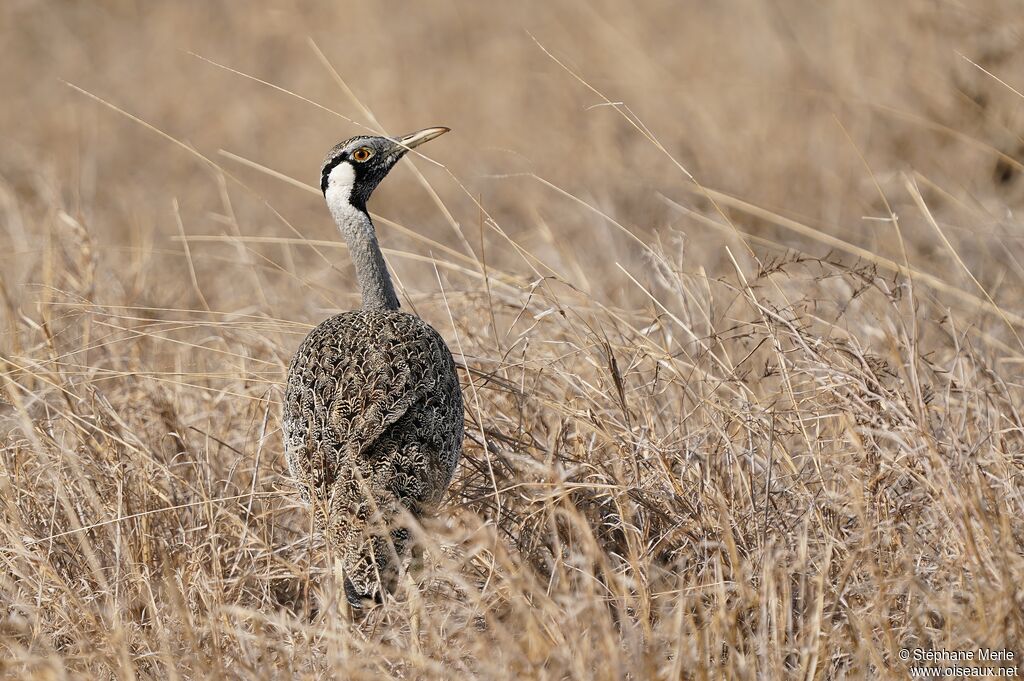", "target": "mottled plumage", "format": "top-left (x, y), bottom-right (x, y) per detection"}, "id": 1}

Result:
top-left (283, 311), bottom-right (462, 602)
top-left (282, 127), bottom-right (463, 606)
